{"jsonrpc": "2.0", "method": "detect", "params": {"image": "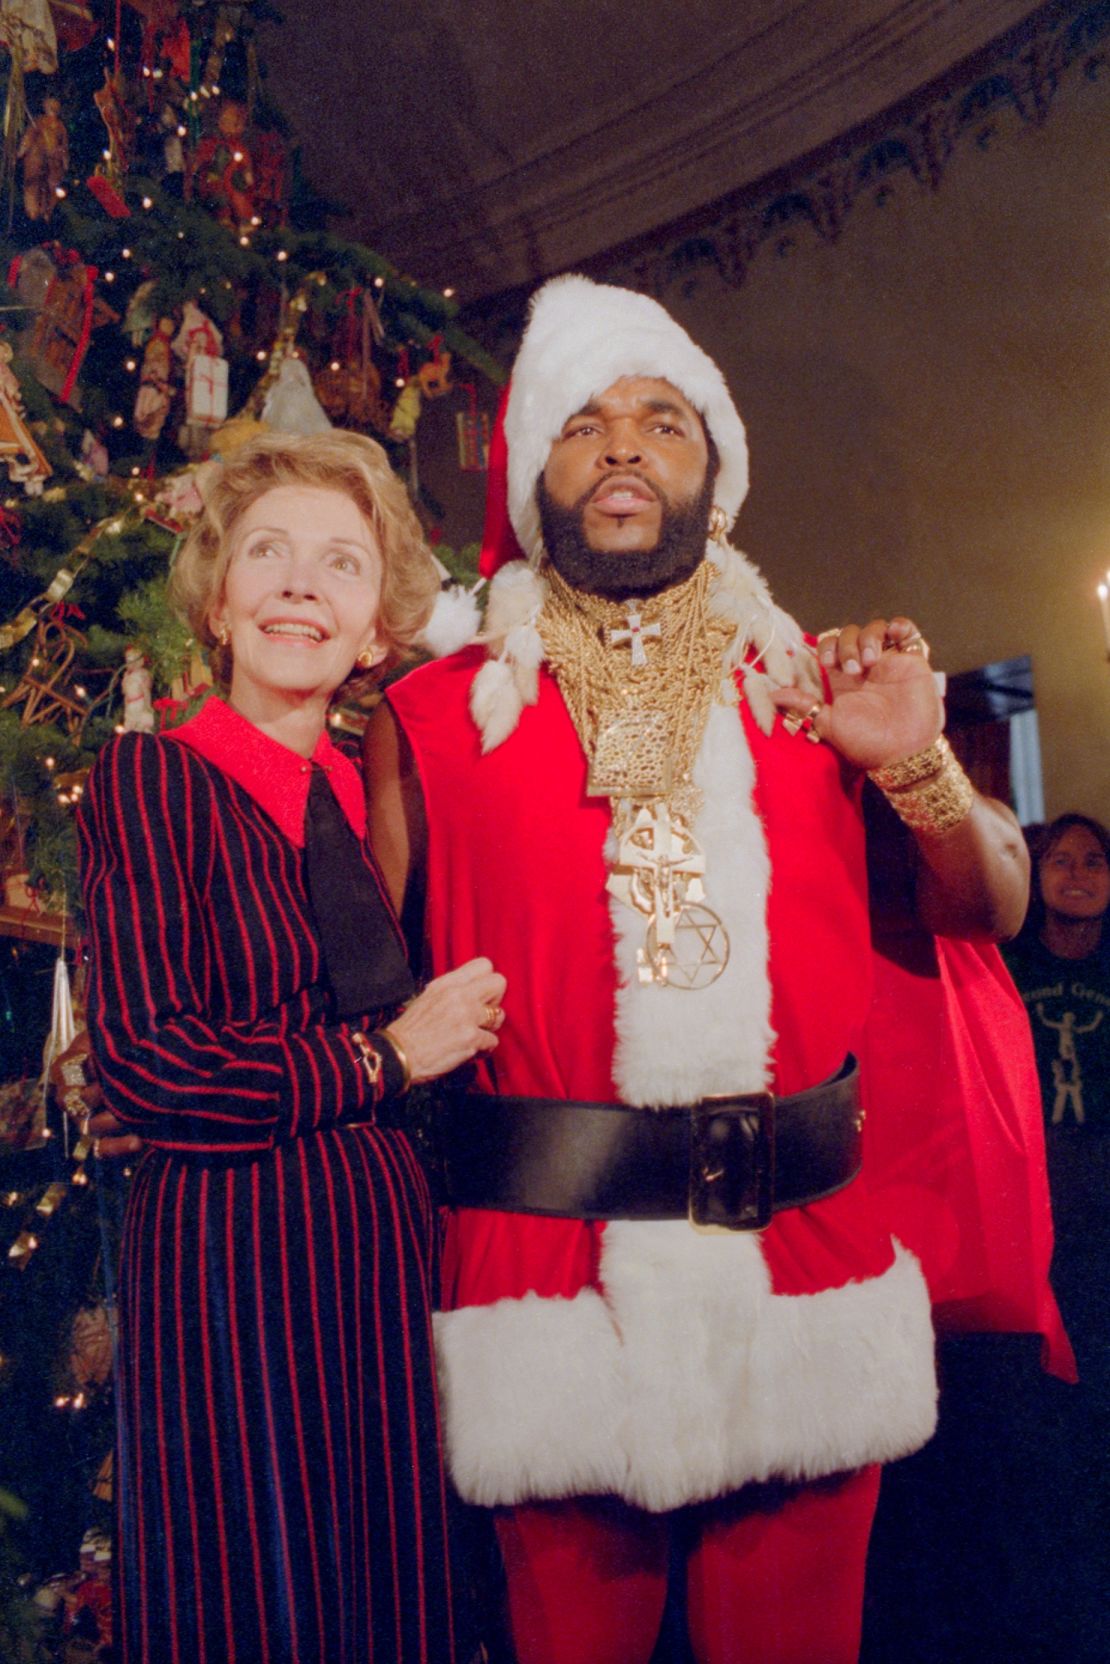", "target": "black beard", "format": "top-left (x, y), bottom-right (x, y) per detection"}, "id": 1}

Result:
top-left (536, 470), bottom-right (715, 600)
